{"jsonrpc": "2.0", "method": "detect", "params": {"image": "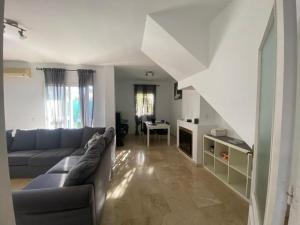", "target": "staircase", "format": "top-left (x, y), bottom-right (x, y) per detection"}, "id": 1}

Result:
top-left (142, 0), bottom-right (273, 146)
